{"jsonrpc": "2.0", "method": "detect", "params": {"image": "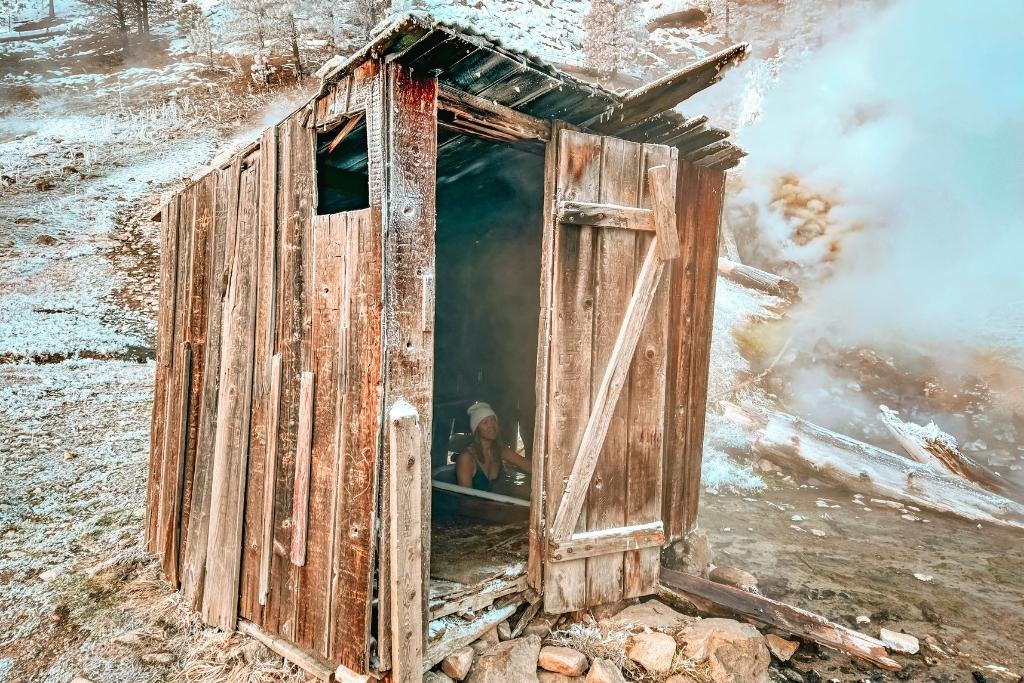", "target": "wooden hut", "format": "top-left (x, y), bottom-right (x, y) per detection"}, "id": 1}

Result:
top-left (145, 12), bottom-right (747, 681)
